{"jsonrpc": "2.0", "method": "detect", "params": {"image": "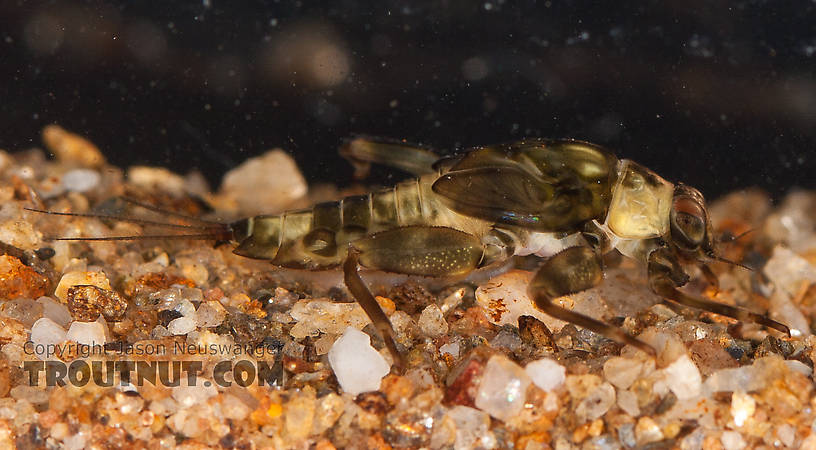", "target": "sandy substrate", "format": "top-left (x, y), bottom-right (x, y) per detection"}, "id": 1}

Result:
top-left (0, 126), bottom-right (813, 449)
